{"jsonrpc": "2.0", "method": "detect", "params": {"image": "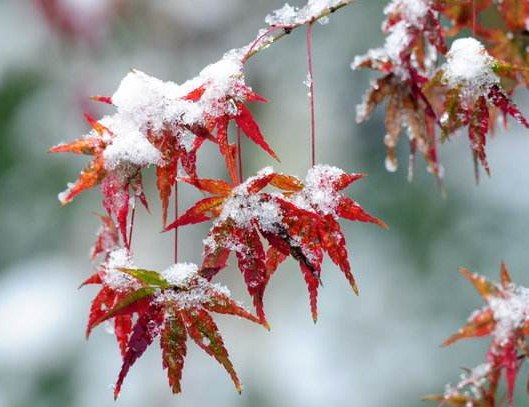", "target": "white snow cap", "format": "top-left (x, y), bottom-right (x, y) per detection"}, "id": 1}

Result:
top-left (489, 284), bottom-right (529, 346)
top-left (293, 164), bottom-right (346, 215)
top-left (444, 37), bottom-right (499, 91)
top-left (265, 0), bottom-right (343, 26)
top-left (156, 263), bottom-right (232, 310)
top-left (217, 166), bottom-right (283, 234)
top-left (161, 263), bottom-right (199, 288)
top-left (102, 248), bottom-right (138, 291)
top-left (87, 55), bottom-right (246, 172)
top-left (351, 0), bottom-right (436, 78)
